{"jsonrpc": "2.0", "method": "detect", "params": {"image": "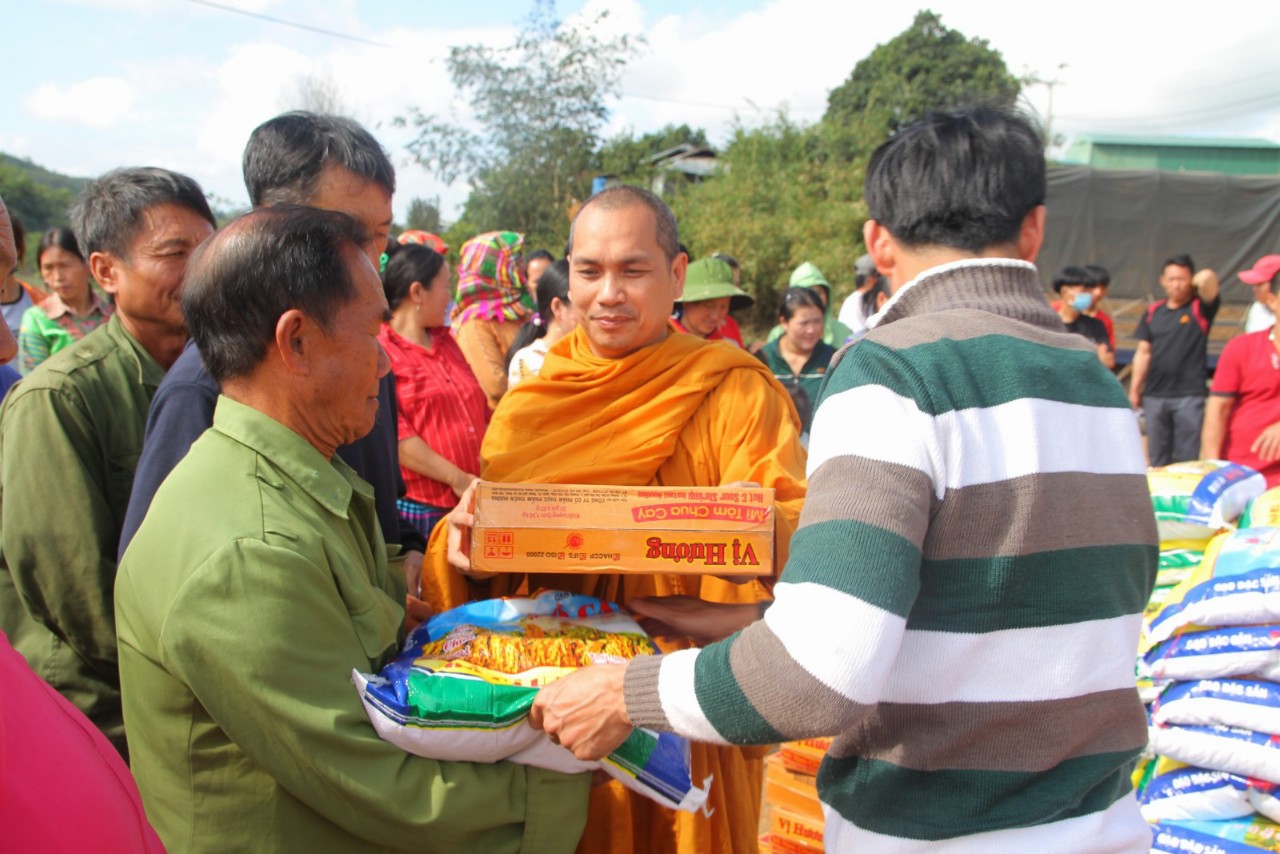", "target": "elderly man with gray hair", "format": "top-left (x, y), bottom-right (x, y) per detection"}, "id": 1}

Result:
top-left (115, 204), bottom-right (588, 853)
